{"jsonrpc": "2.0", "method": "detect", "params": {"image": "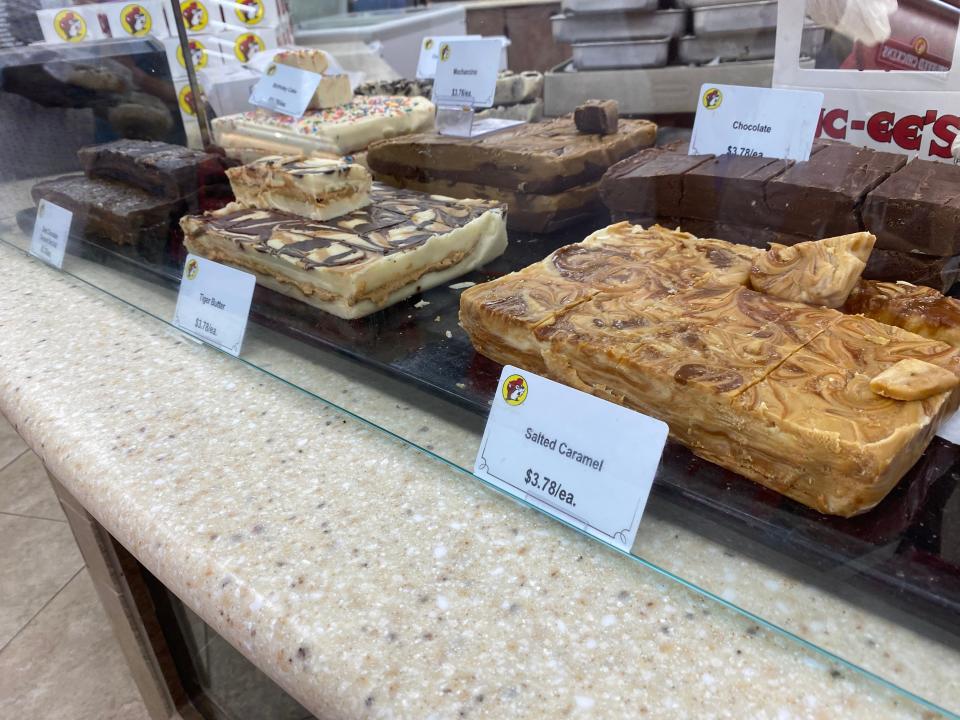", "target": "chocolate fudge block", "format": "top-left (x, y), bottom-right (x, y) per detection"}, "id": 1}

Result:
top-left (764, 143), bottom-right (905, 237)
top-left (32, 174), bottom-right (183, 259)
top-left (78, 139), bottom-right (232, 200)
top-left (600, 144), bottom-right (712, 219)
top-left (679, 154), bottom-right (791, 225)
top-left (366, 115), bottom-right (657, 196)
top-left (575, 99), bottom-right (619, 135)
top-left (863, 159), bottom-right (960, 257)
